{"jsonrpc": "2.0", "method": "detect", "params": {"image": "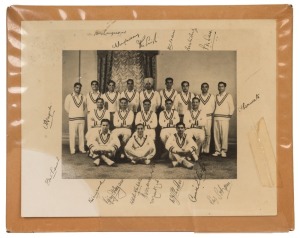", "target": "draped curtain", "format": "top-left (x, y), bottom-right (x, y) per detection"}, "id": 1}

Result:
top-left (97, 50), bottom-right (158, 93)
